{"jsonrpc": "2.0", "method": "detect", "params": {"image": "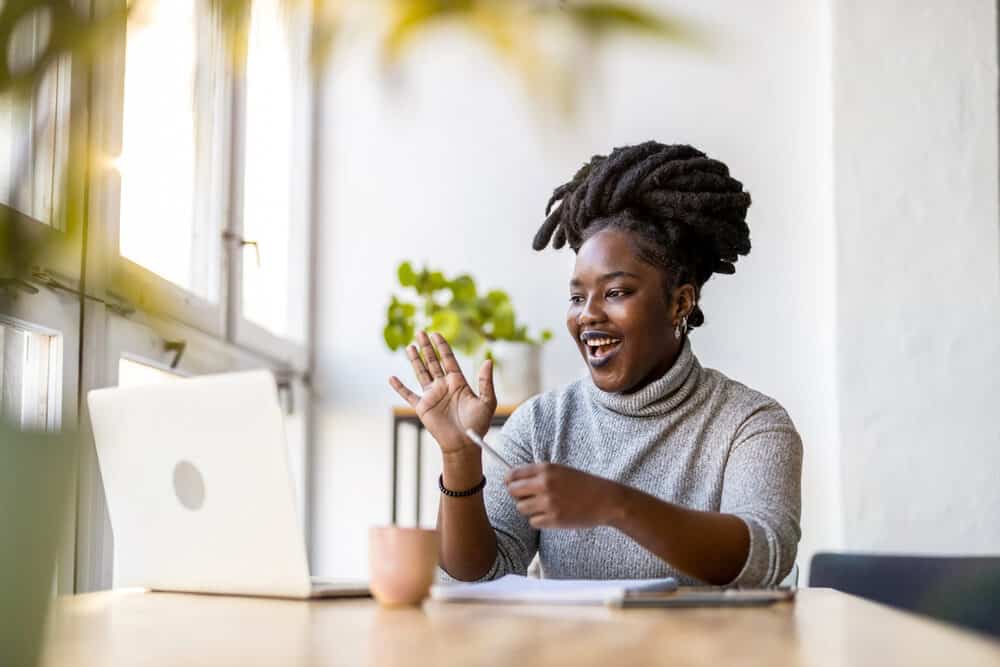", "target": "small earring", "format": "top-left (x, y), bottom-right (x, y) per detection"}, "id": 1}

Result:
top-left (674, 323), bottom-right (682, 340)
